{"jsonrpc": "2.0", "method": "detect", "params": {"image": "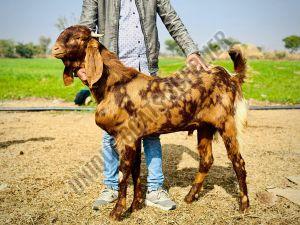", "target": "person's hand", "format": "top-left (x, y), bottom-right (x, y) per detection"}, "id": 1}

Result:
top-left (186, 53), bottom-right (211, 72)
top-left (76, 68), bottom-right (87, 81)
